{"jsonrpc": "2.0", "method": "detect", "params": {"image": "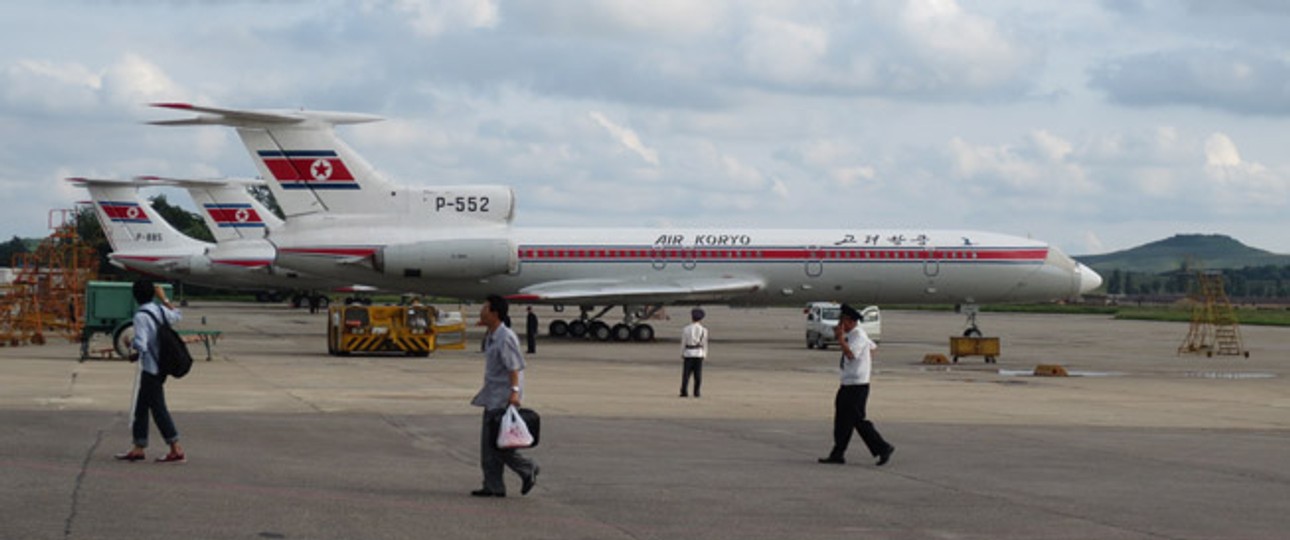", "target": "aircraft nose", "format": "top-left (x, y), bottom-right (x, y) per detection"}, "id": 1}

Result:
top-left (1077, 263), bottom-right (1102, 294)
